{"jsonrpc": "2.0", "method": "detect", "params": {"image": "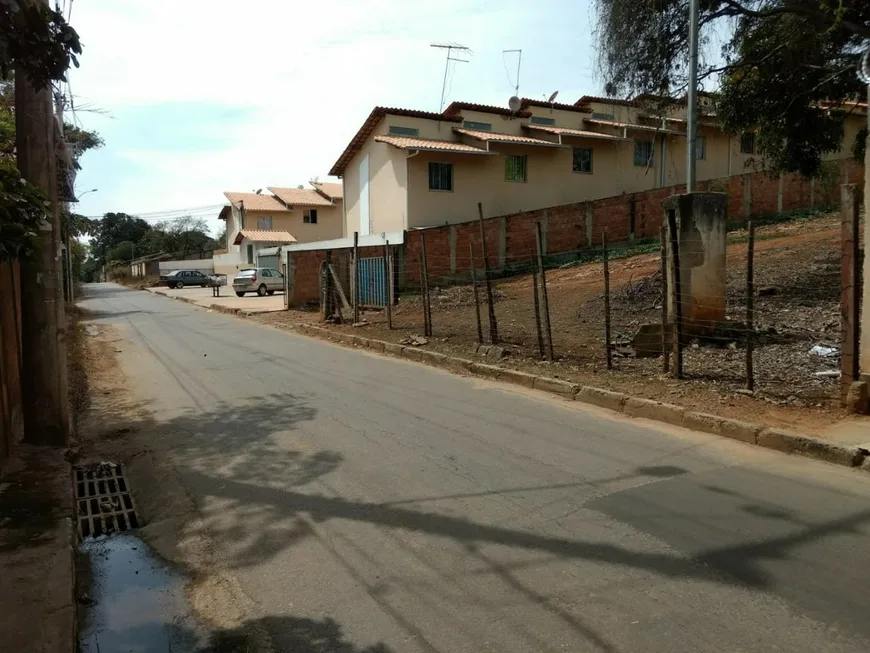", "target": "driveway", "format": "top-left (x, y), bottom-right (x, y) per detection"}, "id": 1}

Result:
top-left (148, 284), bottom-right (285, 314)
top-left (78, 282), bottom-right (870, 653)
